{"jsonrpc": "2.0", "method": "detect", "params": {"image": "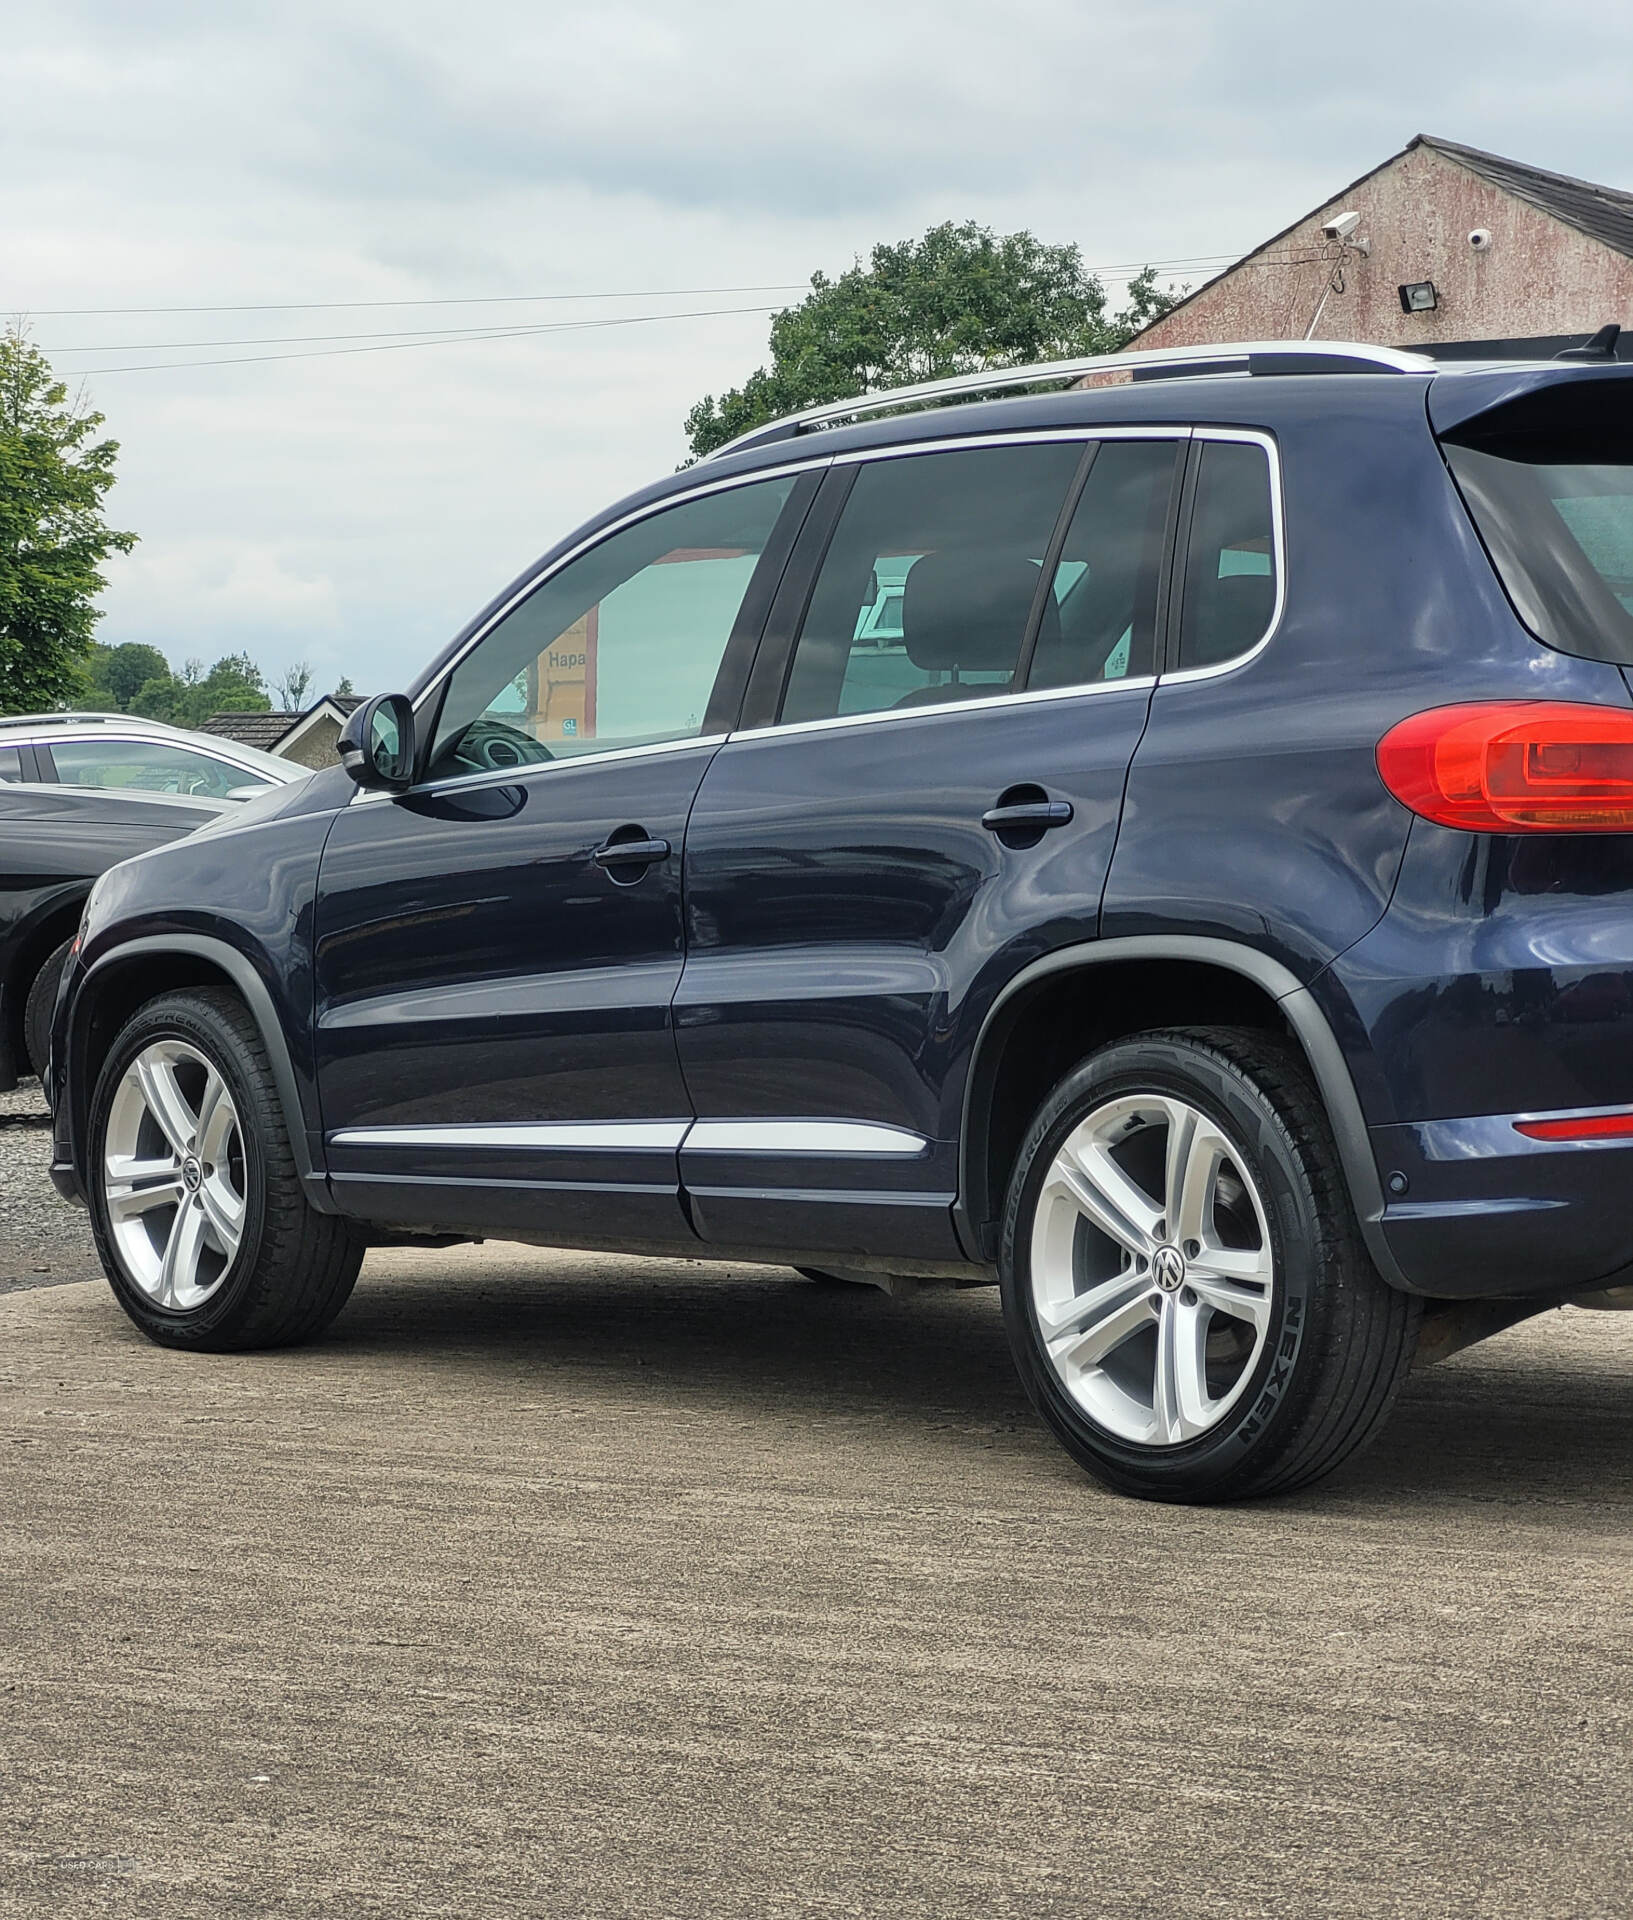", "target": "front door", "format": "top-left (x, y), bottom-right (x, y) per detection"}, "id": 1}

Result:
top-left (674, 434), bottom-right (1185, 1261)
top-left (314, 470), bottom-right (808, 1244)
